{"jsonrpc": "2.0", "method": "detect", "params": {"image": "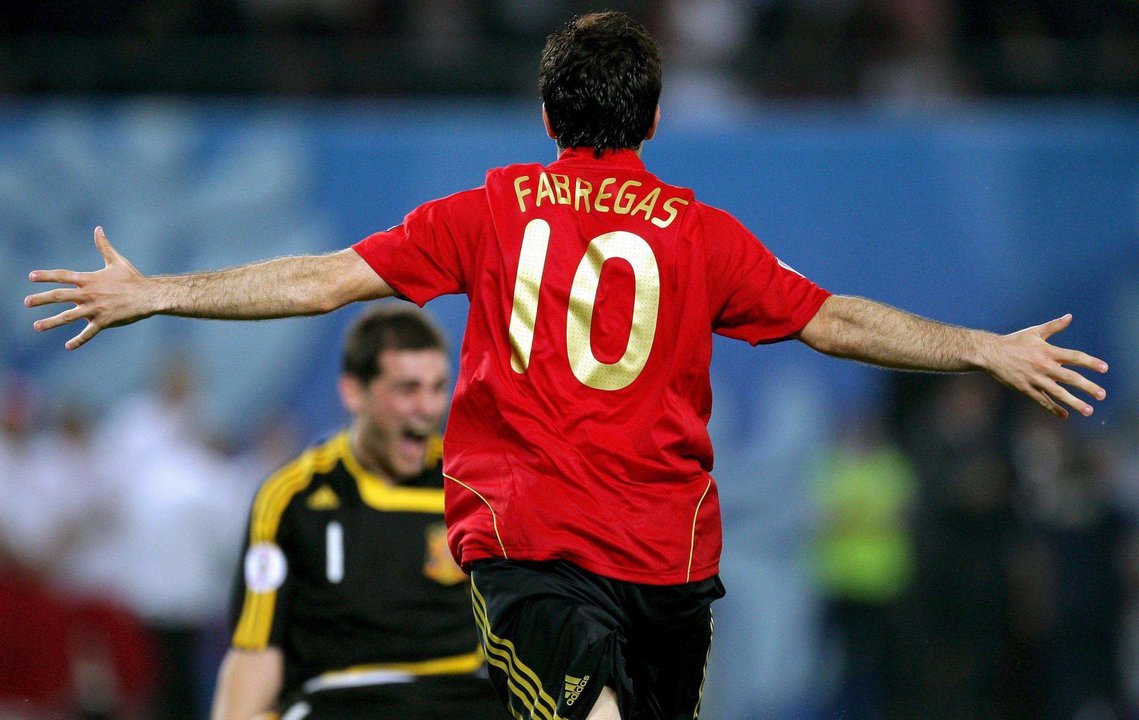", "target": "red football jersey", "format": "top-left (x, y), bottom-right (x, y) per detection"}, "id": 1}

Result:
top-left (353, 148), bottom-right (830, 585)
